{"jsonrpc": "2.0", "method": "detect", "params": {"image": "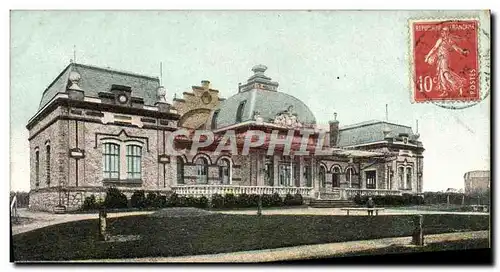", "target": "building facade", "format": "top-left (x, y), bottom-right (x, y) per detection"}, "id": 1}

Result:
top-left (27, 63), bottom-right (425, 212)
